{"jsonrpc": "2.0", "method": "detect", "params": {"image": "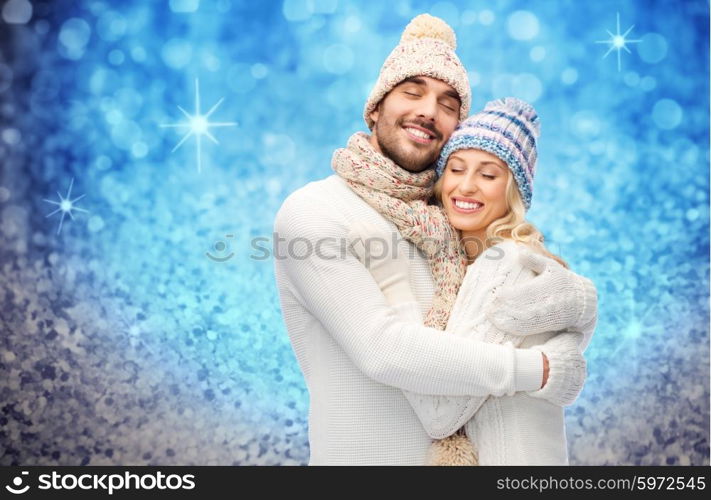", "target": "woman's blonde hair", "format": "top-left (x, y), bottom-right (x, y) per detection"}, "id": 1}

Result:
top-left (433, 163), bottom-right (569, 269)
